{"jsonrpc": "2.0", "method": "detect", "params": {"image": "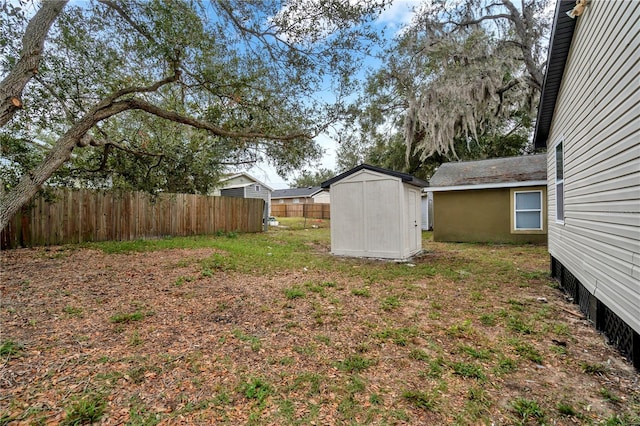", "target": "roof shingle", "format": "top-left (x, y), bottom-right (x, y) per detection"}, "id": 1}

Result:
top-left (429, 155), bottom-right (547, 187)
